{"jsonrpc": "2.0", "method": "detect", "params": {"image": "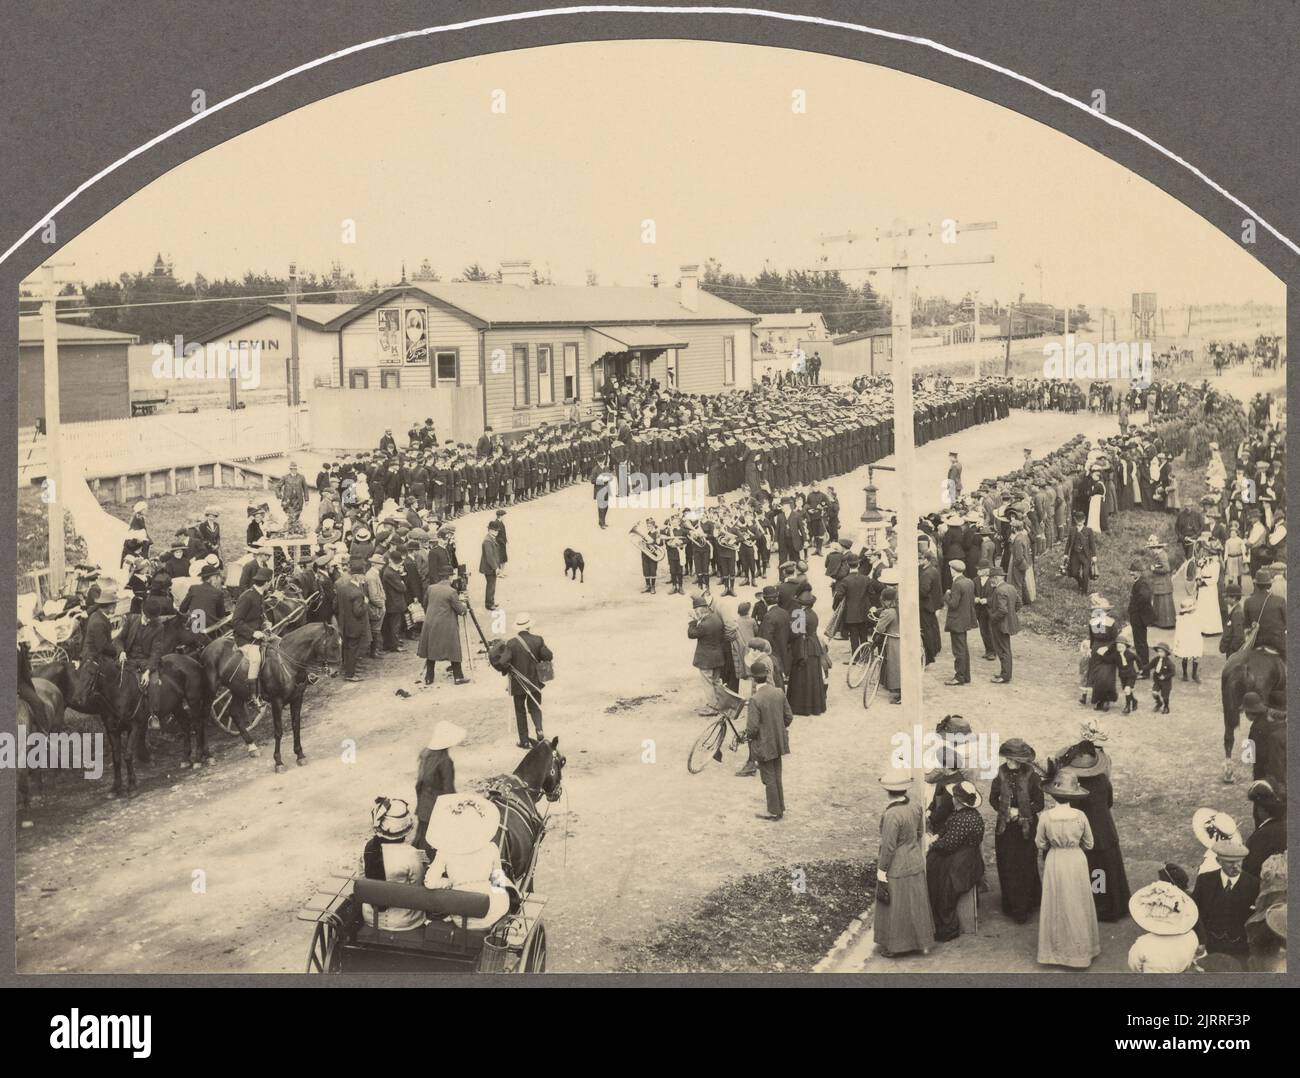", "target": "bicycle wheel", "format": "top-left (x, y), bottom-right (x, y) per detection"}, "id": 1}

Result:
top-left (846, 641), bottom-right (873, 688)
top-left (862, 653), bottom-right (884, 710)
top-left (687, 718), bottom-right (727, 774)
